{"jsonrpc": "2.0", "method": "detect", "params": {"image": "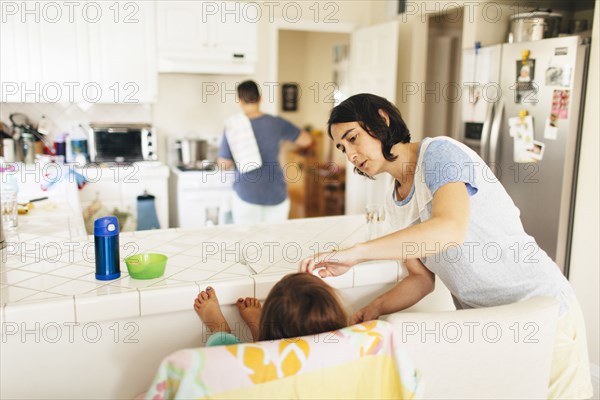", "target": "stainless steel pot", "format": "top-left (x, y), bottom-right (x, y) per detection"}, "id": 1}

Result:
top-left (509, 11), bottom-right (563, 43)
top-left (175, 139), bottom-right (208, 168)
